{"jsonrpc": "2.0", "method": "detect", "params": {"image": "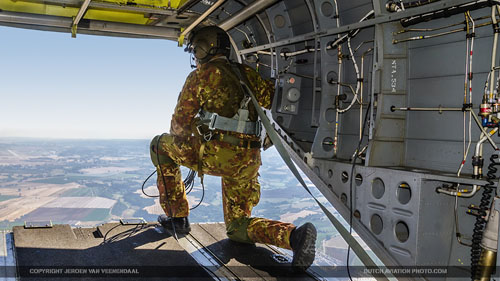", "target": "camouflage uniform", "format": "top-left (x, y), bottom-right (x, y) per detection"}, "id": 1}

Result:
top-left (152, 56), bottom-right (296, 250)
